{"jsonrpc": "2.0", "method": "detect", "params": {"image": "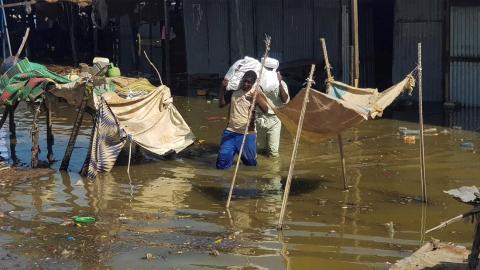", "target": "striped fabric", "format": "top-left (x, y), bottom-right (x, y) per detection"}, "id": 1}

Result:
top-left (86, 97), bottom-right (126, 179)
top-left (0, 59), bottom-right (71, 105)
